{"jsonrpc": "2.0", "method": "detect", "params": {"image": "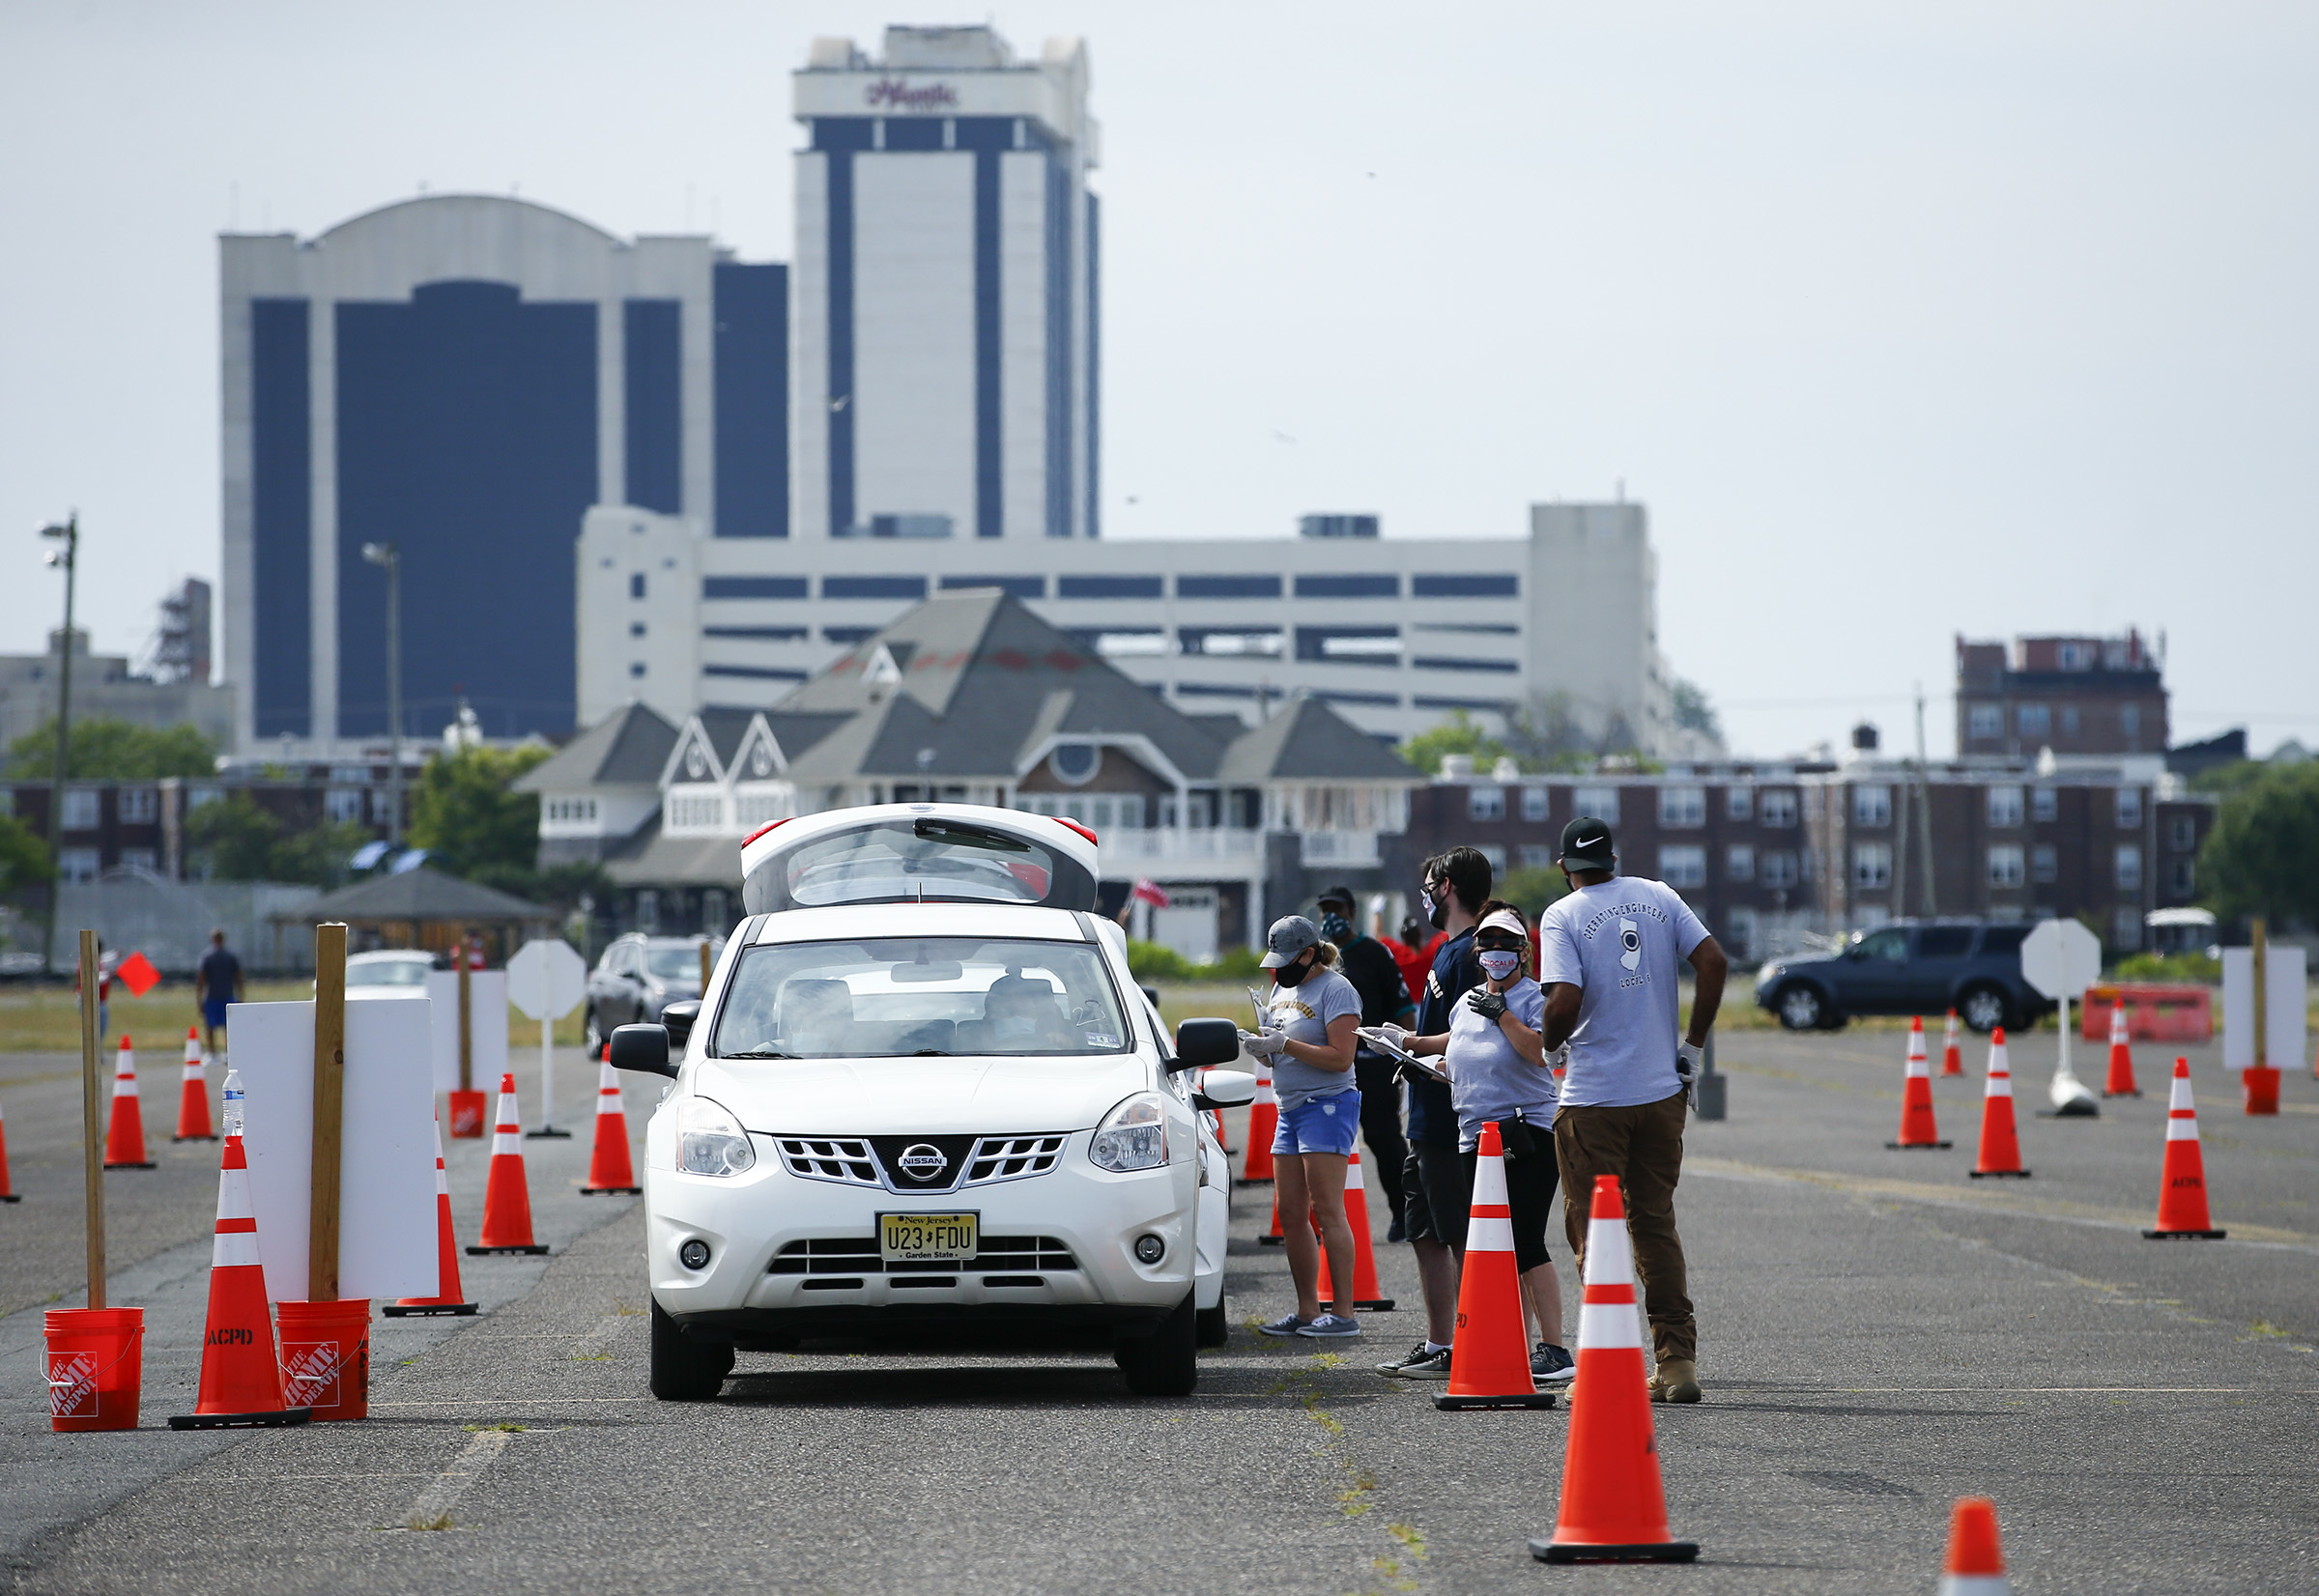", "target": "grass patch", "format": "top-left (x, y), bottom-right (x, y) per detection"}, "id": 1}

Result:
top-left (406, 1512), bottom-right (456, 1531)
top-left (463, 1421), bottom-right (526, 1433)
